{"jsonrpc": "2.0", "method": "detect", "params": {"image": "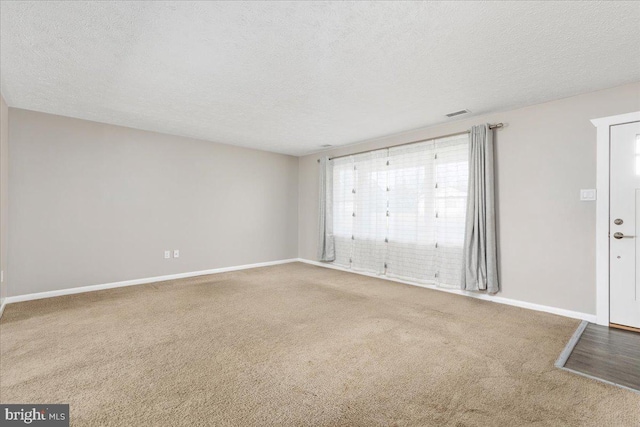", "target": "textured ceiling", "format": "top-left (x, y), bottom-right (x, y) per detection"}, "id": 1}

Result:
top-left (1, 1), bottom-right (639, 156)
